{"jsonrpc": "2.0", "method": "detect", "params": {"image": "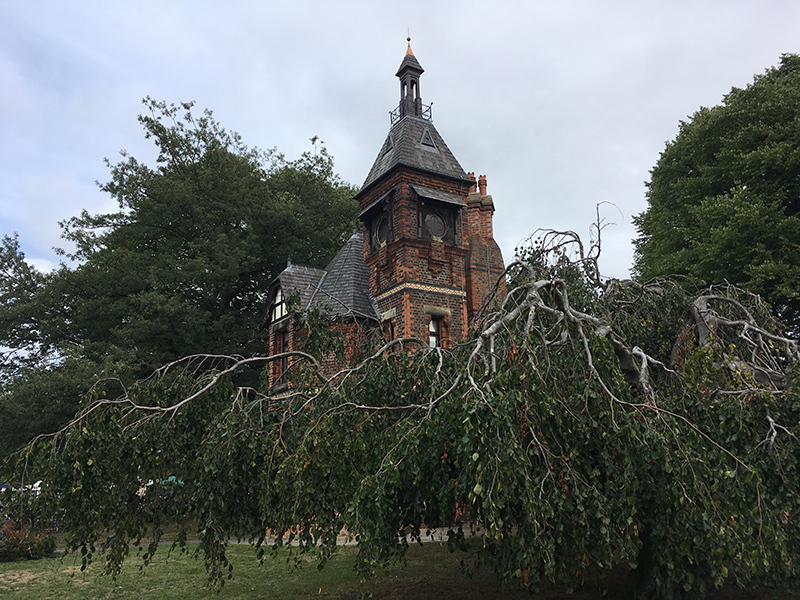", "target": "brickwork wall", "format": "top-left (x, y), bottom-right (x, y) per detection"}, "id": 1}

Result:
top-left (464, 189), bottom-right (506, 323)
top-left (269, 317), bottom-right (378, 387)
top-left (317, 321), bottom-right (373, 377)
top-left (465, 237), bottom-right (506, 322)
top-left (376, 287), bottom-right (467, 347)
top-left (358, 163), bottom-right (498, 346)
